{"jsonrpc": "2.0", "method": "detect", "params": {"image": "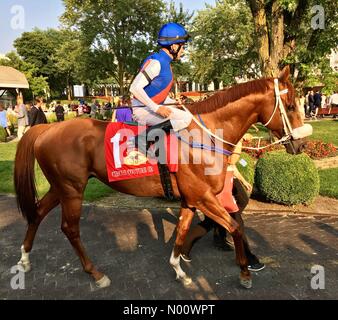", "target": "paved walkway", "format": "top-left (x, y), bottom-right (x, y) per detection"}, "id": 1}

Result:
top-left (0, 195), bottom-right (338, 300)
